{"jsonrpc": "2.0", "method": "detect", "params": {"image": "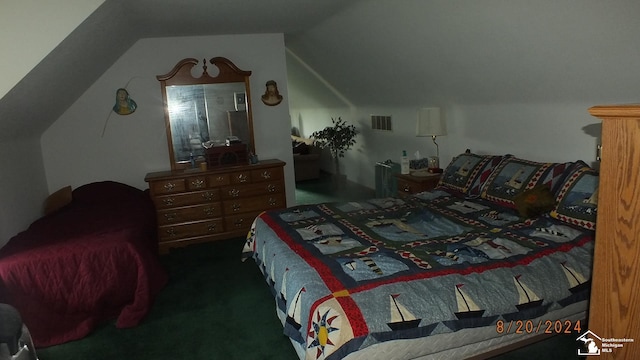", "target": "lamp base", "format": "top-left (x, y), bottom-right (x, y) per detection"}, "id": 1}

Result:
top-left (427, 156), bottom-right (441, 173)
